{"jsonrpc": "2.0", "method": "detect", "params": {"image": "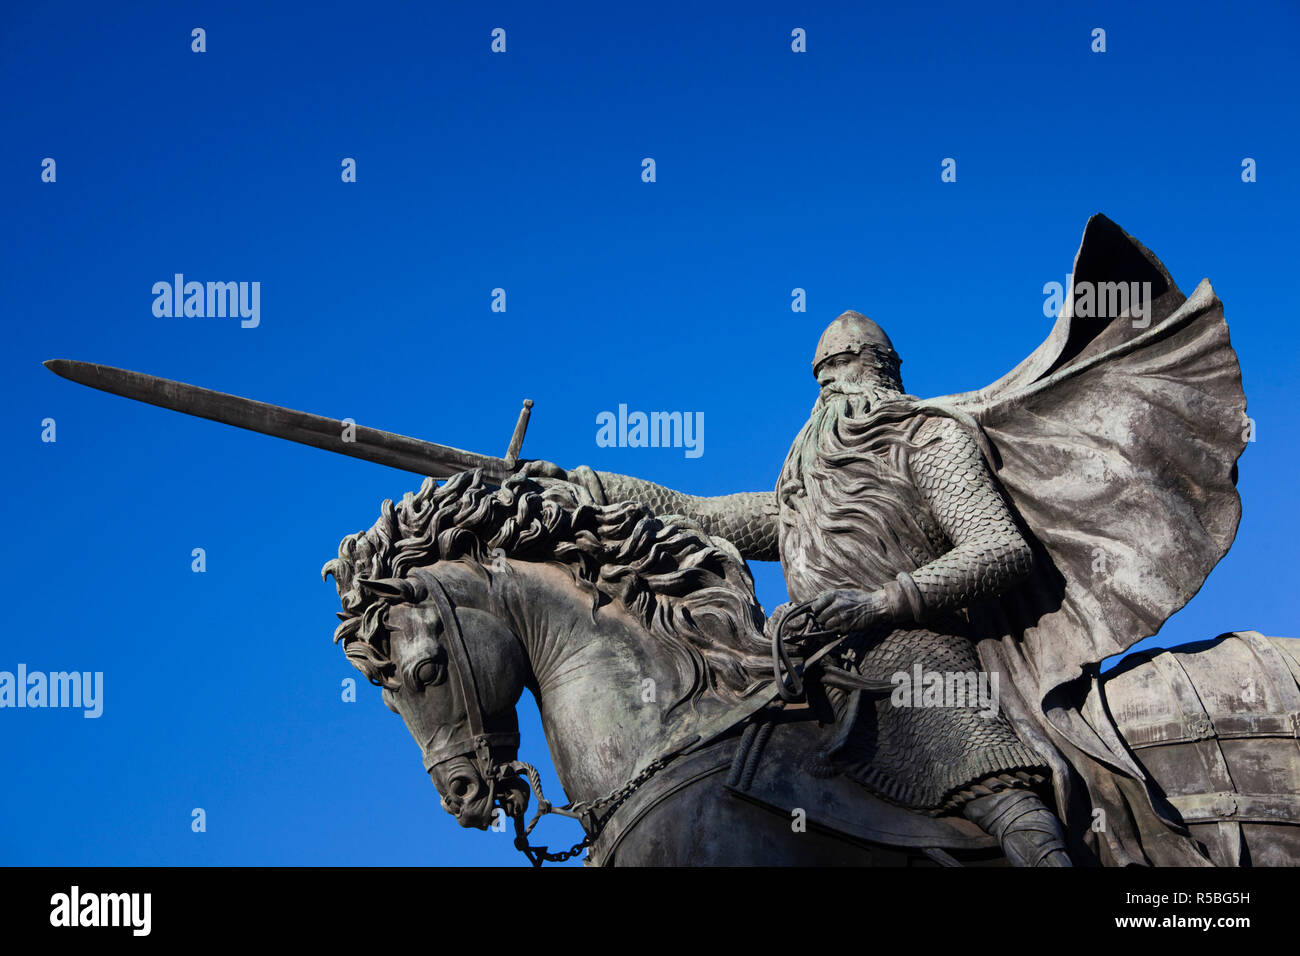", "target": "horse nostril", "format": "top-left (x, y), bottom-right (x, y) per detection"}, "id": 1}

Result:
top-left (449, 776), bottom-right (472, 798)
